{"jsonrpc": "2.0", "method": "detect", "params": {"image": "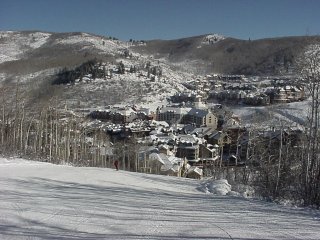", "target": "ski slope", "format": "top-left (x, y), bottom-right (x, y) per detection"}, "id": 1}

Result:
top-left (0, 157), bottom-right (319, 240)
